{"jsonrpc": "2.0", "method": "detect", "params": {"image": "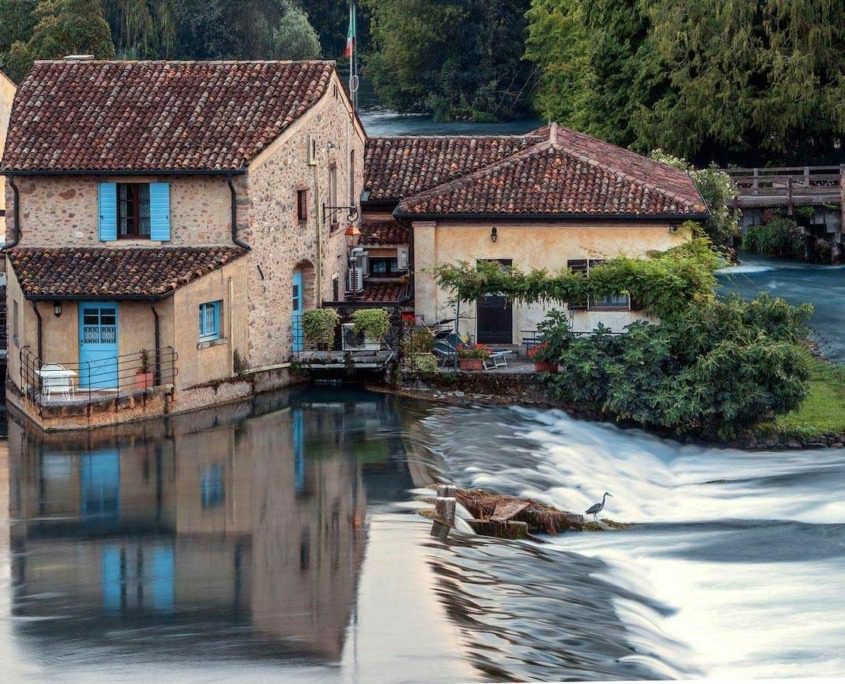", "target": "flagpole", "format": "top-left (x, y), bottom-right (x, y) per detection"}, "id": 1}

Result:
top-left (347, 1), bottom-right (358, 112)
